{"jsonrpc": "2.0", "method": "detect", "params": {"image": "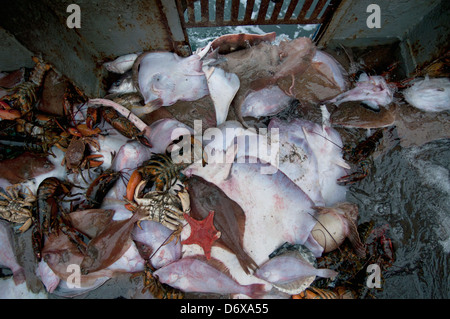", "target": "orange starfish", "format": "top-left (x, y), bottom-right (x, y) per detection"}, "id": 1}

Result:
top-left (182, 211), bottom-right (221, 259)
